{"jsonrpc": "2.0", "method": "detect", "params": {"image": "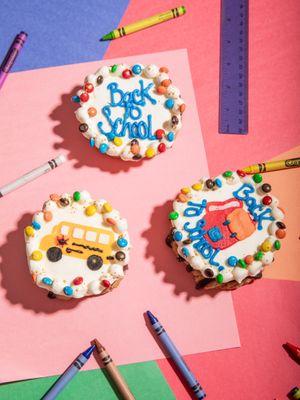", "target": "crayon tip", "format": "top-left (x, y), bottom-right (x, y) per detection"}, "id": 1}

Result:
top-left (146, 310), bottom-right (158, 325)
top-left (92, 338), bottom-right (105, 354)
top-left (82, 344), bottom-right (96, 359)
top-left (100, 32), bottom-right (114, 41)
